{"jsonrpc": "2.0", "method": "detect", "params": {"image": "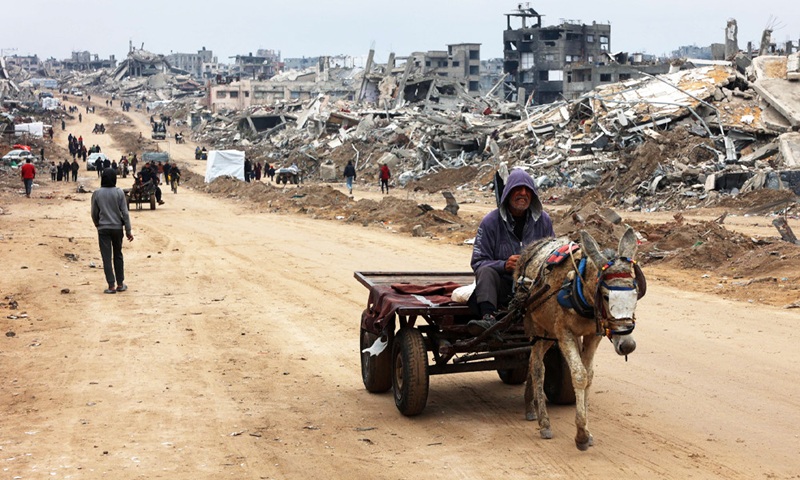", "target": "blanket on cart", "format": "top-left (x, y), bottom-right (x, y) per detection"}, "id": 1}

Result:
top-left (362, 282), bottom-right (463, 333)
